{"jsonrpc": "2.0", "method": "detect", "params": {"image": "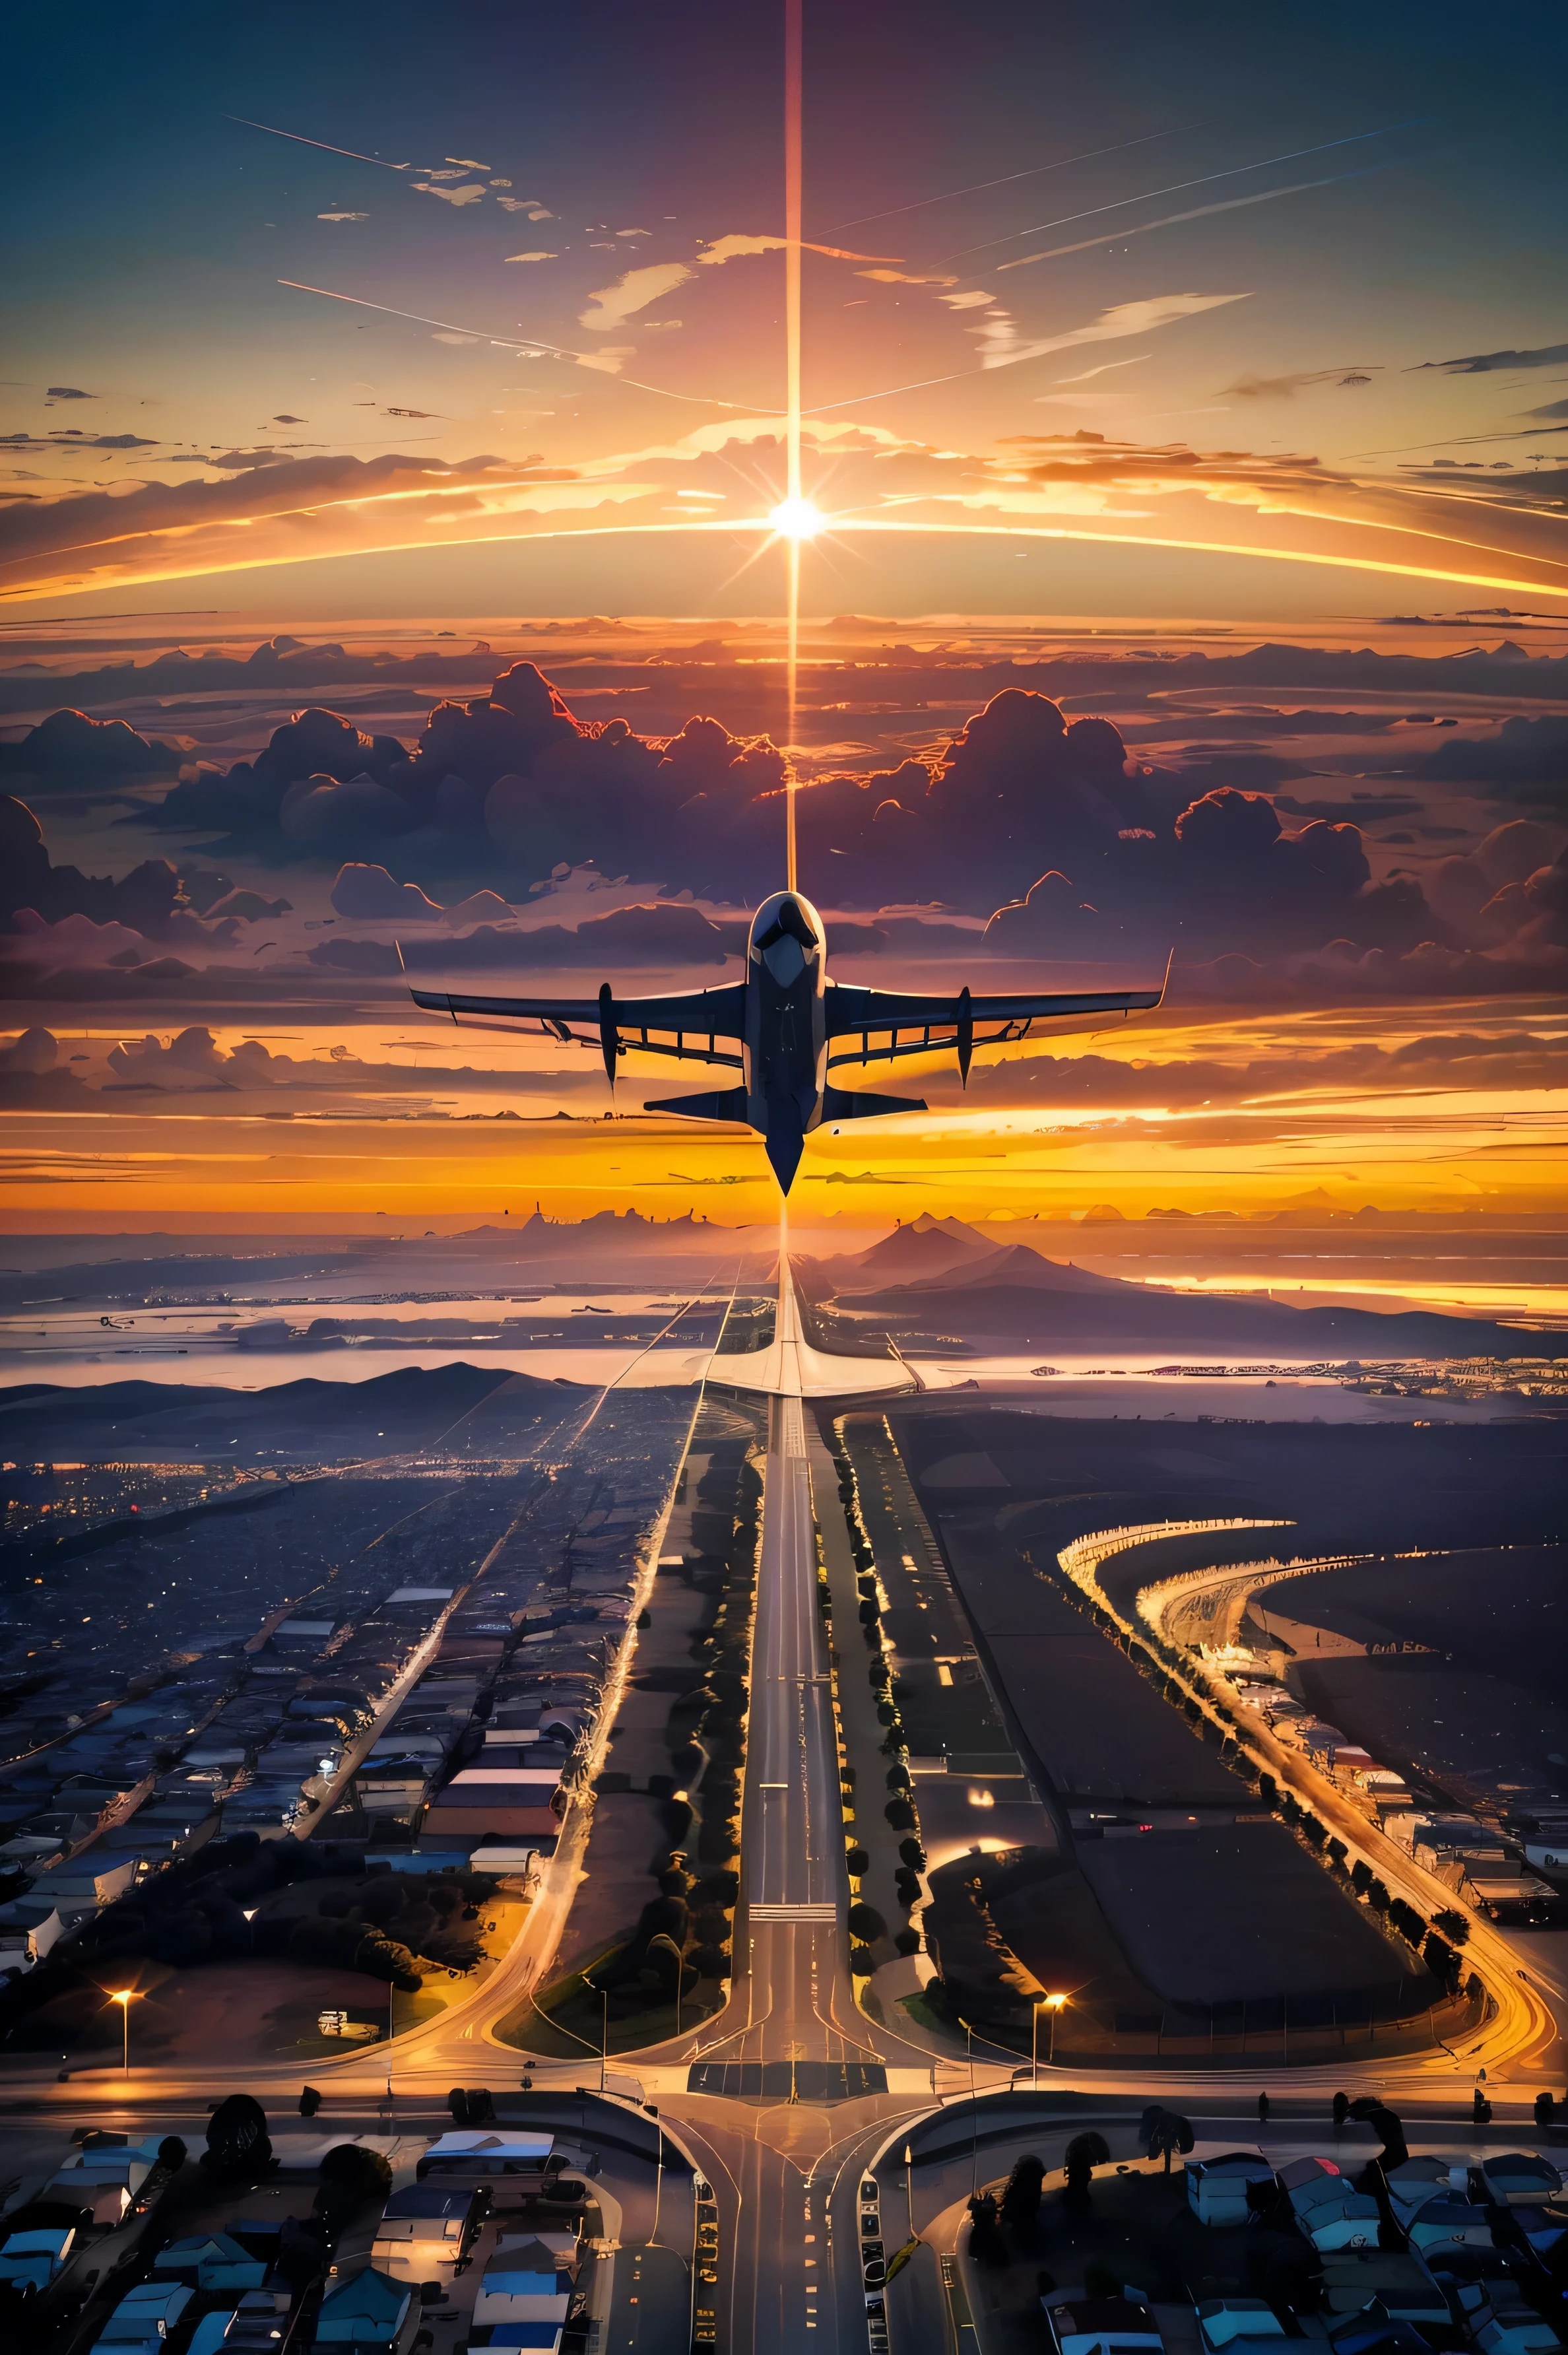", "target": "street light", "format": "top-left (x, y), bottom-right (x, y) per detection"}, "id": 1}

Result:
top-left (903, 2143), bottom-right (915, 2243)
top-left (110, 1989), bottom-right (137, 2074)
top-left (1033, 1992), bottom-right (1068, 2082)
